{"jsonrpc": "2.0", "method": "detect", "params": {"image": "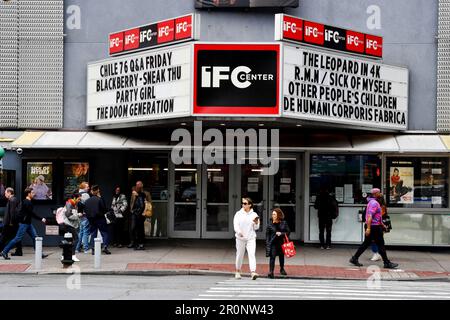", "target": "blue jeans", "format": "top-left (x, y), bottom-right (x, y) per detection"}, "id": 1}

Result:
top-left (76, 218), bottom-right (90, 252)
top-left (371, 243), bottom-right (378, 253)
top-left (2, 223), bottom-right (38, 254)
top-left (89, 218), bottom-right (109, 250)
